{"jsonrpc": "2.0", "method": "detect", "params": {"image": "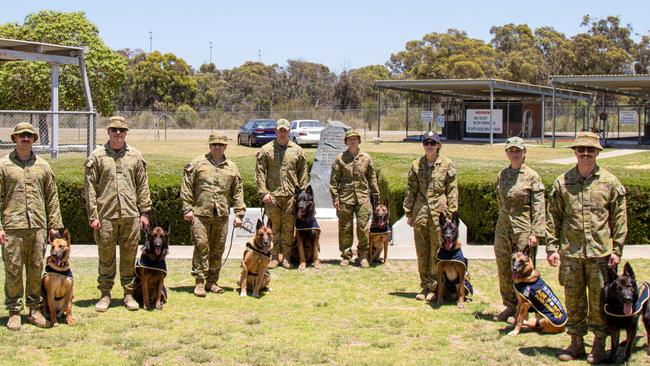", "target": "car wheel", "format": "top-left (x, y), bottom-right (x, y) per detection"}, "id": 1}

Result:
top-left (292, 137), bottom-right (299, 145)
top-left (237, 134), bottom-right (241, 145)
top-left (248, 136), bottom-right (253, 147)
